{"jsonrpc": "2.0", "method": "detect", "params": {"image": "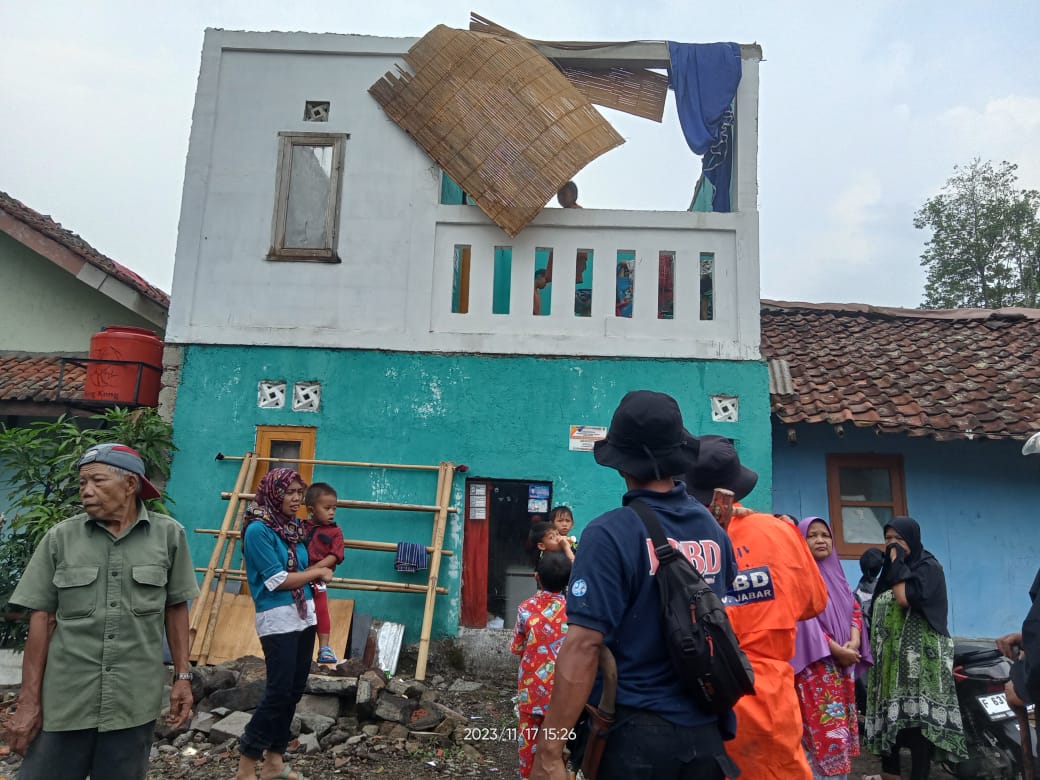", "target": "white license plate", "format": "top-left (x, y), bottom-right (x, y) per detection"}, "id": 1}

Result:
top-left (978, 692), bottom-right (1015, 720)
